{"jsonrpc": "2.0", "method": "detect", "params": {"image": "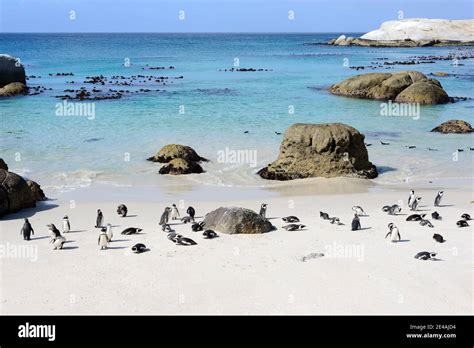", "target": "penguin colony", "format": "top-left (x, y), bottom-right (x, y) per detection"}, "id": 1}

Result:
top-left (17, 190), bottom-right (471, 260)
